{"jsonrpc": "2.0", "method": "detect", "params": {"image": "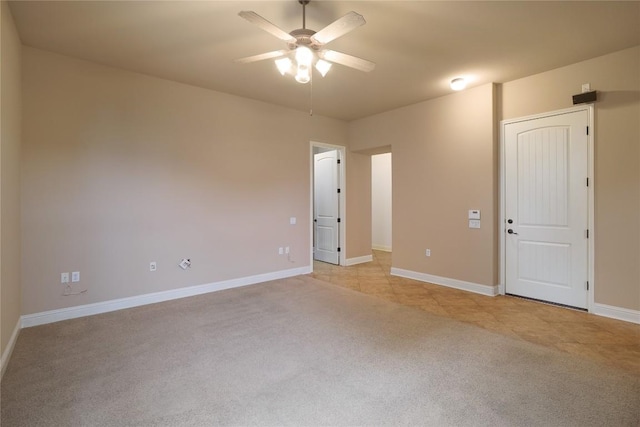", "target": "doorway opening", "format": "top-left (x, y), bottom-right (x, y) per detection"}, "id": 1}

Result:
top-left (372, 153), bottom-right (392, 253)
top-left (311, 142), bottom-right (346, 267)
